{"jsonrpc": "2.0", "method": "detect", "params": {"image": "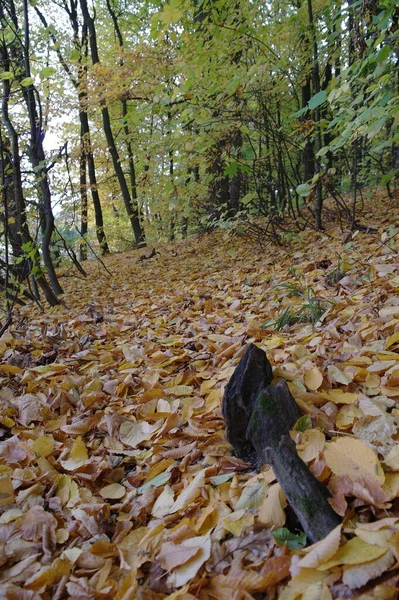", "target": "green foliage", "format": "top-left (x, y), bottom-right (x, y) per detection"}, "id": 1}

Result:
top-left (2, 0), bottom-right (396, 254)
top-left (272, 527), bottom-right (307, 550)
top-left (261, 275), bottom-right (332, 330)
